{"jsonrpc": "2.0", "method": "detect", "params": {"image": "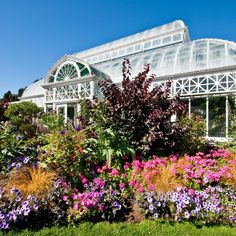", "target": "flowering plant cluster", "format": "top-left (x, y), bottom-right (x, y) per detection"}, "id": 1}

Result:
top-left (0, 179), bottom-right (68, 230)
top-left (60, 167), bottom-right (132, 223)
top-left (130, 149), bottom-right (235, 192)
top-left (138, 186), bottom-right (236, 225)
top-left (0, 188), bottom-right (39, 230)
